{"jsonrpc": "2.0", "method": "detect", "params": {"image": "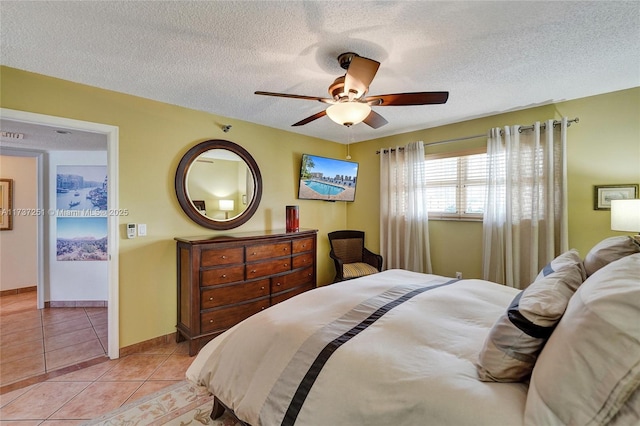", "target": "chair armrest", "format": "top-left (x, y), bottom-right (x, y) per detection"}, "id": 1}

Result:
top-left (363, 249), bottom-right (383, 271)
top-left (329, 250), bottom-right (345, 281)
